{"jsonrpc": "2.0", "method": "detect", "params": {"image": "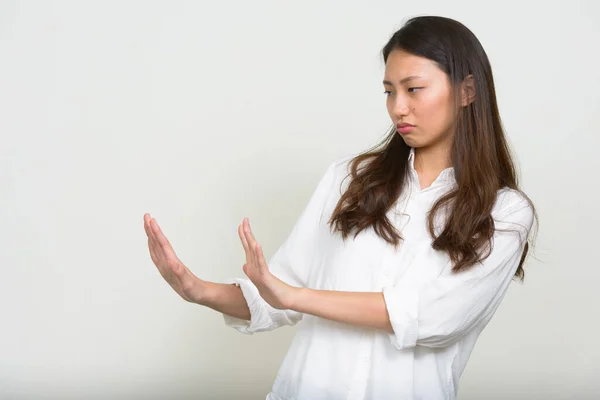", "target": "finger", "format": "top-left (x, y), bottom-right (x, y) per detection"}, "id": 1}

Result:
top-left (144, 214), bottom-right (156, 244)
top-left (144, 214), bottom-right (159, 248)
top-left (150, 218), bottom-right (178, 262)
top-left (243, 219), bottom-right (259, 266)
top-left (238, 223), bottom-right (251, 269)
top-left (148, 239), bottom-right (158, 264)
top-left (151, 219), bottom-right (187, 278)
top-left (144, 215), bottom-right (164, 264)
top-left (238, 222), bottom-right (250, 253)
top-left (148, 238), bottom-right (164, 273)
top-left (255, 243), bottom-right (269, 274)
top-left (145, 217), bottom-right (186, 293)
top-left (243, 218), bottom-right (256, 244)
top-left (144, 214), bottom-right (152, 239)
top-left (247, 220), bottom-right (264, 268)
top-left (239, 220), bottom-right (257, 268)
top-left (148, 240), bottom-right (172, 284)
top-left (243, 218), bottom-right (258, 253)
